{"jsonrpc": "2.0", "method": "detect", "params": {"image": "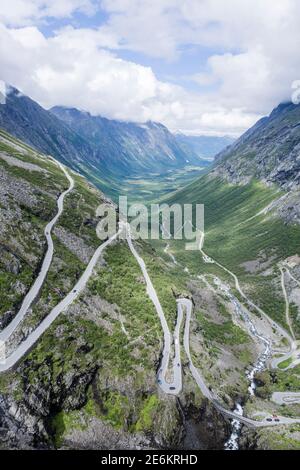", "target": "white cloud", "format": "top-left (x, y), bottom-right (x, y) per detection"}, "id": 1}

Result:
top-left (192, 48), bottom-right (272, 113)
top-left (0, 0), bottom-right (95, 26)
top-left (292, 80), bottom-right (300, 105)
top-left (99, 0), bottom-right (184, 60)
top-left (0, 0), bottom-right (299, 136)
top-left (0, 22), bottom-right (260, 136)
top-left (99, 0), bottom-right (300, 115)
